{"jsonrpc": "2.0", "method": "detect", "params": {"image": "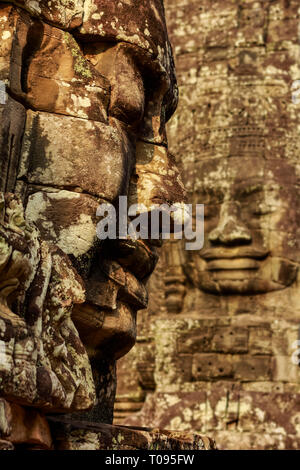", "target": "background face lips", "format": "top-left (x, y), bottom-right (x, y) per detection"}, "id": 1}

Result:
top-left (206, 258), bottom-right (260, 271)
